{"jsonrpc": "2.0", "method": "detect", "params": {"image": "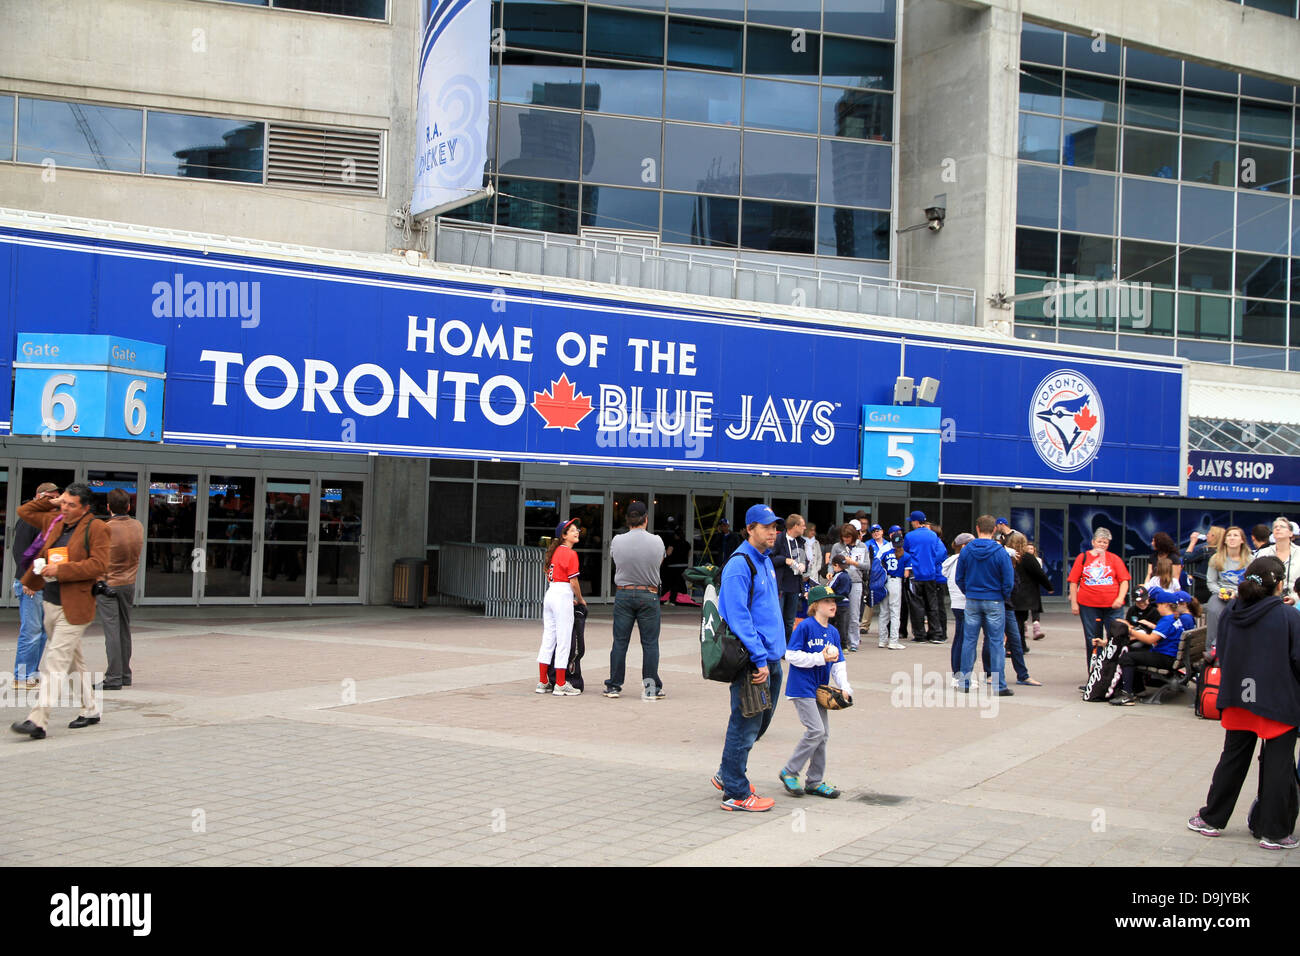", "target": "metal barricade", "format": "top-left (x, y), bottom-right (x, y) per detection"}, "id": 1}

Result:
top-left (436, 542), bottom-right (547, 619)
